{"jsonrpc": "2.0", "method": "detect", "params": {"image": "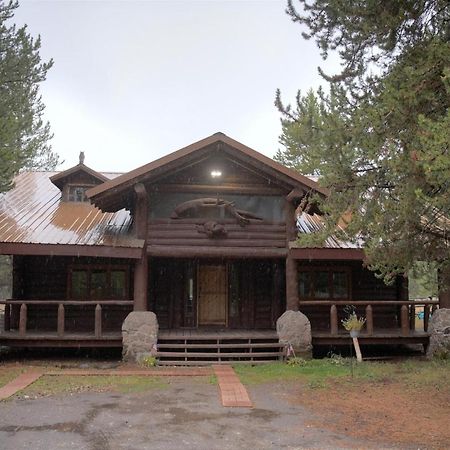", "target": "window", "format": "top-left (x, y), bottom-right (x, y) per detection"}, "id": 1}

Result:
top-left (298, 268), bottom-right (350, 300)
top-left (69, 266), bottom-right (129, 300)
top-left (67, 185), bottom-right (90, 202)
